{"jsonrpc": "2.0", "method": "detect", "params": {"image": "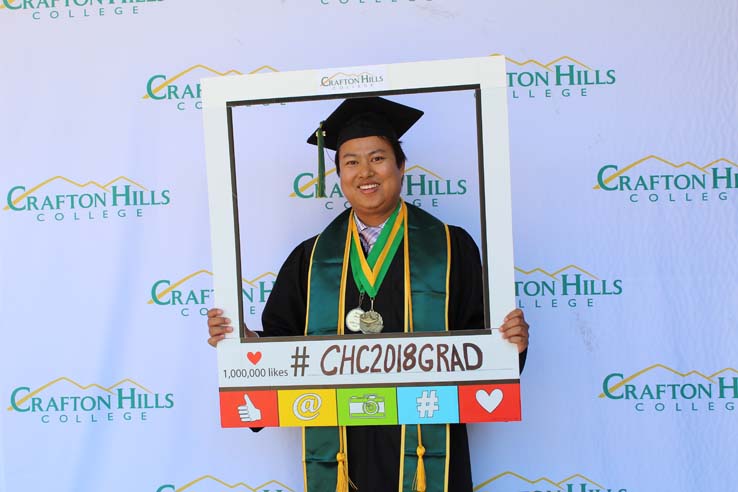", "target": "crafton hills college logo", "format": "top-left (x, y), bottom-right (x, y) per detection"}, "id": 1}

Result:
top-left (495, 54), bottom-right (616, 100)
top-left (155, 476), bottom-right (294, 492)
top-left (515, 265), bottom-right (623, 310)
top-left (290, 165), bottom-right (468, 211)
top-left (4, 175), bottom-right (171, 223)
top-left (148, 269), bottom-right (276, 317)
top-left (600, 364), bottom-right (738, 413)
top-left (1, 0), bottom-right (162, 21)
top-left (143, 64), bottom-right (279, 111)
top-left (474, 471), bottom-right (627, 492)
top-left (594, 155), bottom-right (737, 204)
top-left (7, 377), bottom-right (174, 424)
top-left (319, 69), bottom-right (385, 92)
